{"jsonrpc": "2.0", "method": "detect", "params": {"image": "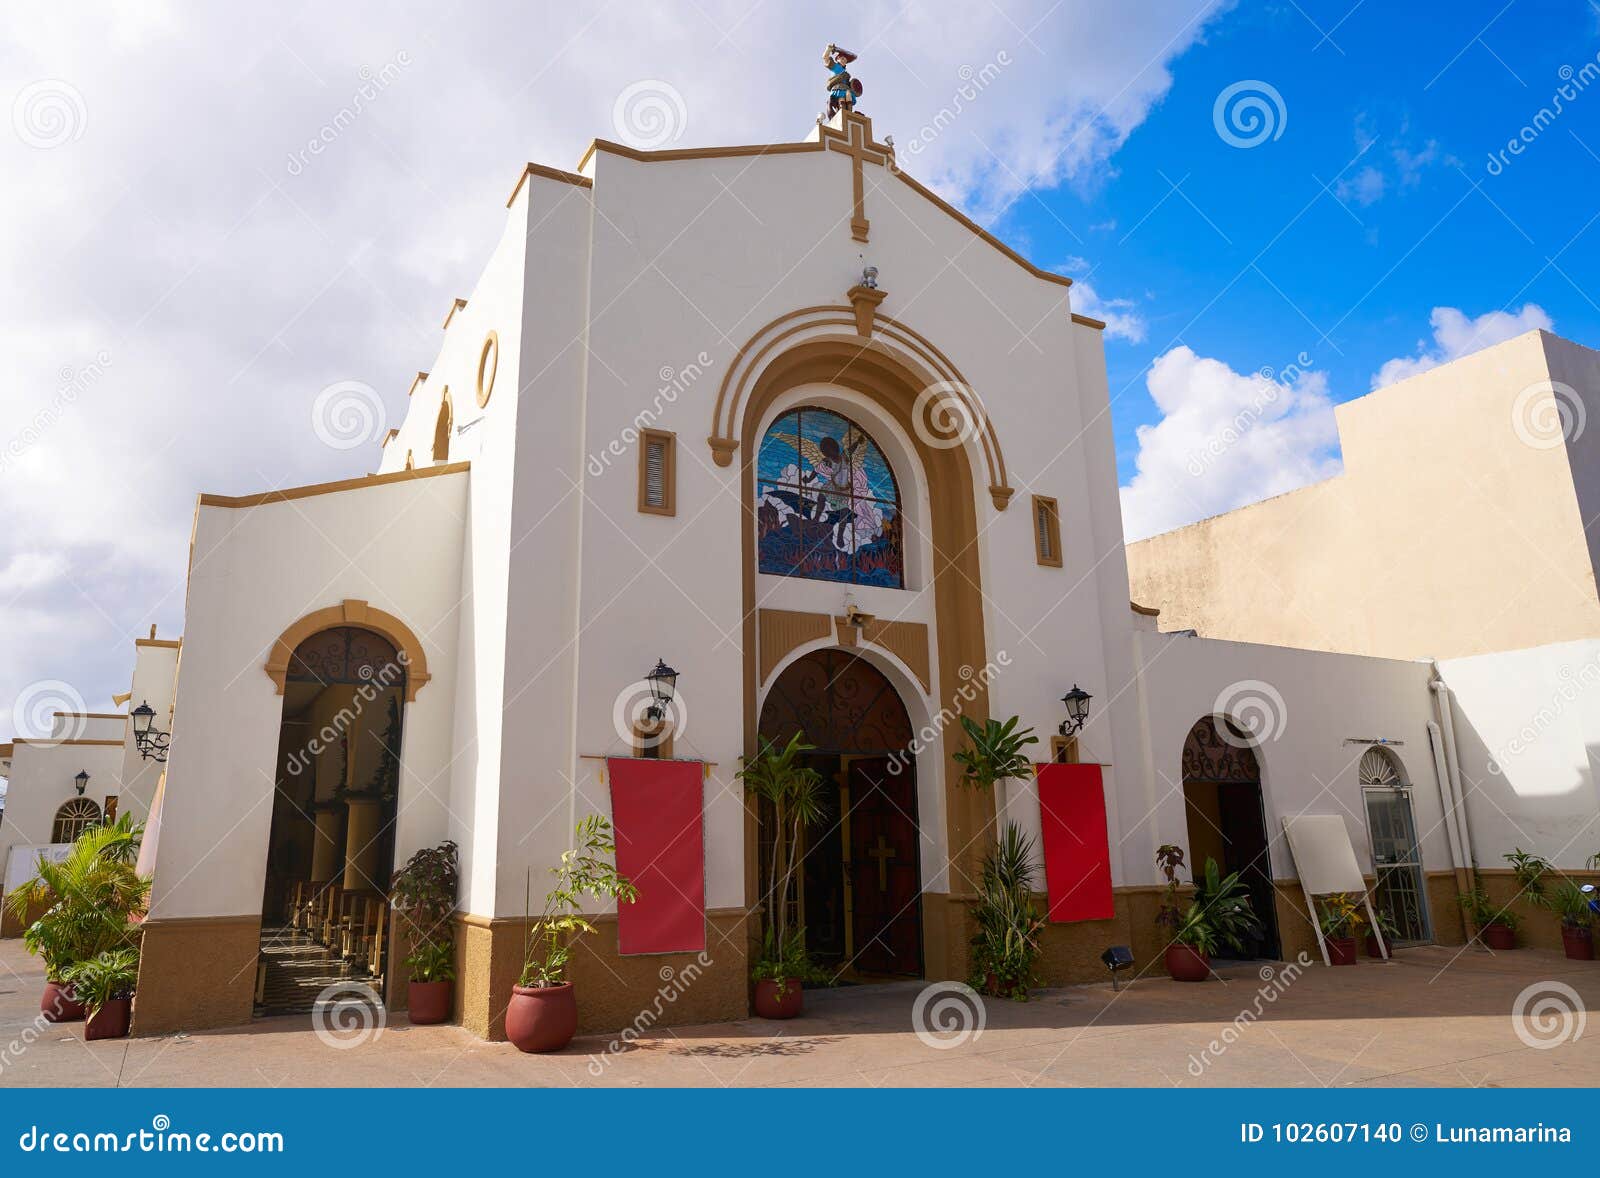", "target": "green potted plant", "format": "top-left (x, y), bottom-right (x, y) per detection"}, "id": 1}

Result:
top-left (1459, 883), bottom-right (1518, 950)
top-left (1504, 848), bottom-right (1551, 901)
top-left (62, 948), bottom-right (140, 1040)
top-left (969, 823), bottom-right (1046, 999)
top-left (1540, 881), bottom-right (1595, 961)
top-left (1364, 907), bottom-right (1400, 958)
top-left (6, 816), bottom-right (147, 1022)
top-left (953, 715), bottom-right (1038, 819)
top-left (390, 840), bottom-right (460, 1025)
top-left (1156, 851), bottom-right (1262, 981)
top-left (1316, 893), bottom-right (1366, 966)
top-left (508, 815), bottom-right (637, 1052)
top-left (739, 733), bottom-right (828, 1018)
